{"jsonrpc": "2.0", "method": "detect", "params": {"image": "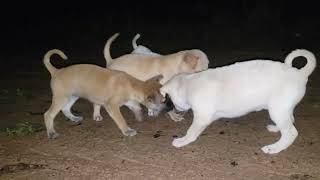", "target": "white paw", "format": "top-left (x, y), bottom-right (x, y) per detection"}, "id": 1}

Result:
top-left (172, 115), bottom-right (185, 122)
top-left (267, 125), bottom-right (279, 133)
top-left (123, 128), bottom-right (137, 136)
top-left (261, 144), bottom-right (281, 154)
top-left (169, 112), bottom-right (185, 122)
top-left (48, 132), bottom-right (60, 139)
top-left (70, 116), bottom-right (83, 122)
top-left (148, 109), bottom-right (155, 116)
top-left (94, 115), bottom-right (103, 121)
top-left (172, 137), bottom-right (188, 148)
